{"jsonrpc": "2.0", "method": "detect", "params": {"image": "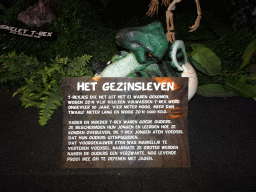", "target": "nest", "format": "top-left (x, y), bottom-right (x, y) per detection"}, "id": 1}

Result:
top-left (17, 0), bottom-right (58, 27)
